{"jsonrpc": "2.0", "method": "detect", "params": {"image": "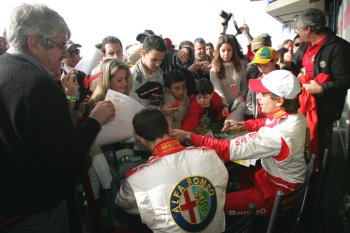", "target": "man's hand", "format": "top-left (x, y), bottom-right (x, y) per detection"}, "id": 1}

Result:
top-left (170, 129), bottom-right (189, 142)
top-left (303, 80), bottom-right (323, 94)
top-left (221, 119), bottom-right (244, 132)
top-left (283, 47), bottom-right (293, 66)
top-left (160, 103), bottom-right (178, 115)
top-left (89, 100), bottom-right (115, 125)
top-left (200, 60), bottom-right (211, 73)
top-left (61, 71), bottom-right (79, 97)
top-left (221, 20), bottom-right (228, 34)
top-left (236, 94), bottom-right (245, 103)
top-left (222, 106), bottom-right (230, 118)
top-left (177, 48), bottom-right (189, 63)
top-left (241, 24), bottom-right (253, 43)
top-left (188, 61), bottom-right (202, 72)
